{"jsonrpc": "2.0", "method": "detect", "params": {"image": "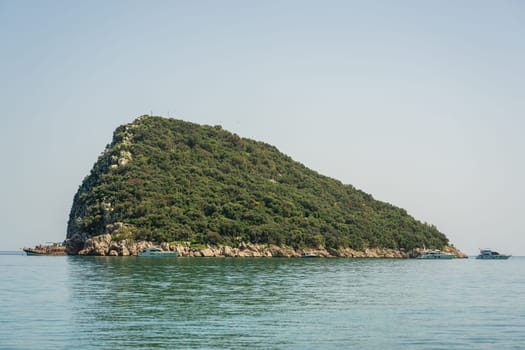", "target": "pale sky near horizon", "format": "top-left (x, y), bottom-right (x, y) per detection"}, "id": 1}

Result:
top-left (1, 1), bottom-right (524, 255)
